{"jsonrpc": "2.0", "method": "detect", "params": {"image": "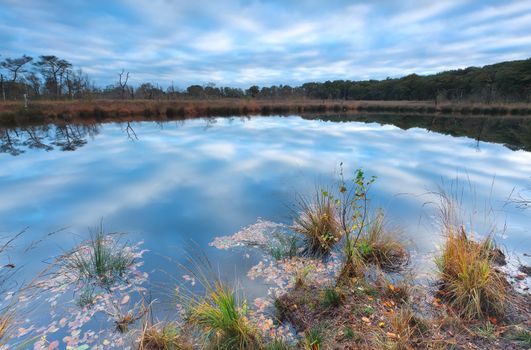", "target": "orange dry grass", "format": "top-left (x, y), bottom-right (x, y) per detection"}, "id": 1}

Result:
top-left (436, 226), bottom-right (507, 320)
